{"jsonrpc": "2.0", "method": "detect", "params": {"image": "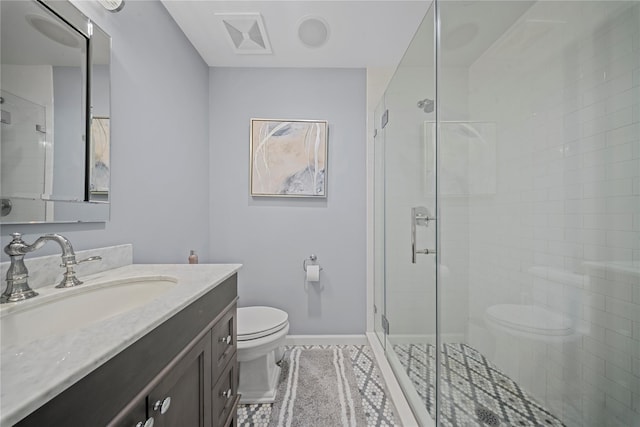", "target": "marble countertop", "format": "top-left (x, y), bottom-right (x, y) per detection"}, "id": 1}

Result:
top-left (0, 263), bottom-right (242, 427)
